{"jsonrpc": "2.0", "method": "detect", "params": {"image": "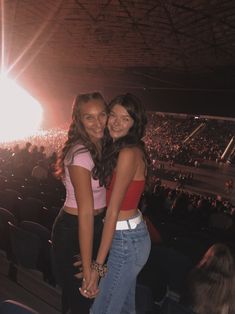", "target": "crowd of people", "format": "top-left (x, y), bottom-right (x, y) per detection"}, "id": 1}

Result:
top-left (0, 96), bottom-right (235, 314)
top-left (146, 114), bottom-right (235, 167)
top-left (1, 112), bottom-right (235, 168)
